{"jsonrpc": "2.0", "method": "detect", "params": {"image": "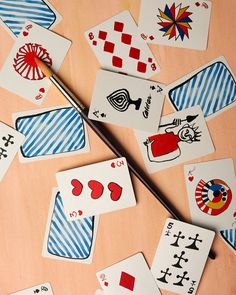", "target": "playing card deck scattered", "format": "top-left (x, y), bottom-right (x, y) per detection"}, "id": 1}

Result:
top-left (151, 218), bottom-right (215, 295)
top-left (138, 0), bottom-right (212, 50)
top-left (97, 253), bottom-right (161, 295)
top-left (42, 188), bottom-right (99, 263)
top-left (0, 21), bottom-right (71, 104)
top-left (0, 121), bottom-right (25, 181)
top-left (56, 157), bottom-right (136, 220)
top-left (88, 69), bottom-right (164, 132)
top-left (184, 158), bottom-right (236, 254)
top-left (166, 56), bottom-right (236, 119)
top-left (85, 10), bottom-right (160, 79)
top-left (13, 105), bottom-right (89, 162)
top-left (0, 0), bottom-right (61, 38)
top-left (9, 282), bottom-right (53, 295)
top-left (135, 106), bottom-right (215, 173)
